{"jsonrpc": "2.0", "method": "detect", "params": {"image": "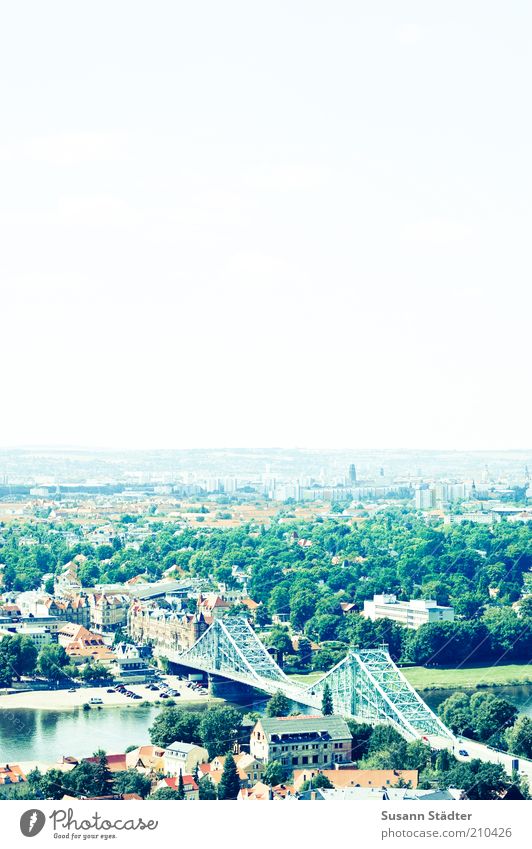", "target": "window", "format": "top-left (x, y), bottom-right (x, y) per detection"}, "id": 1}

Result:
top-left (312, 755), bottom-right (319, 764)
top-left (302, 756), bottom-right (308, 765)
top-left (292, 757), bottom-right (299, 766)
